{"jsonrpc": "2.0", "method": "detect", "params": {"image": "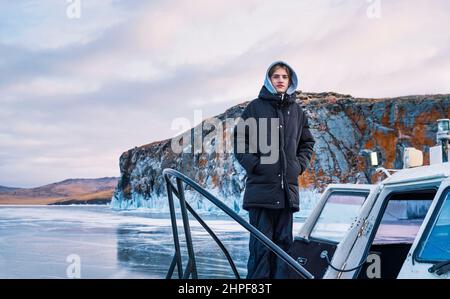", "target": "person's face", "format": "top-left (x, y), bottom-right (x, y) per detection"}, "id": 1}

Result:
top-left (270, 67), bottom-right (289, 94)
